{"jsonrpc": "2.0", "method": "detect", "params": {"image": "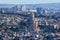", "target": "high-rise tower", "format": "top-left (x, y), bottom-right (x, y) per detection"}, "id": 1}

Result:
top-left (30, 12), bottom-right (34, 22)
top-left (29, 11), bottom-right (40, 33)
top-left (29, 12), bottom-right (35, 32)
